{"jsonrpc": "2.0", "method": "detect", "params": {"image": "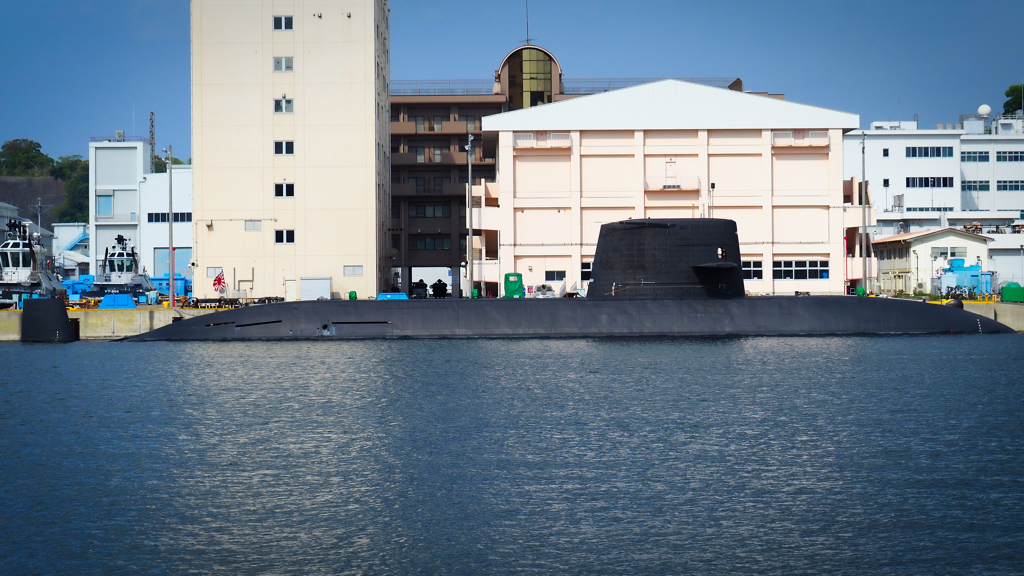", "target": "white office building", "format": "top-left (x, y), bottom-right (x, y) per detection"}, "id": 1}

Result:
top-left (844, 106), bottom-right (1024, 284)
top-left (89, 137), bottom-right (193, 281)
